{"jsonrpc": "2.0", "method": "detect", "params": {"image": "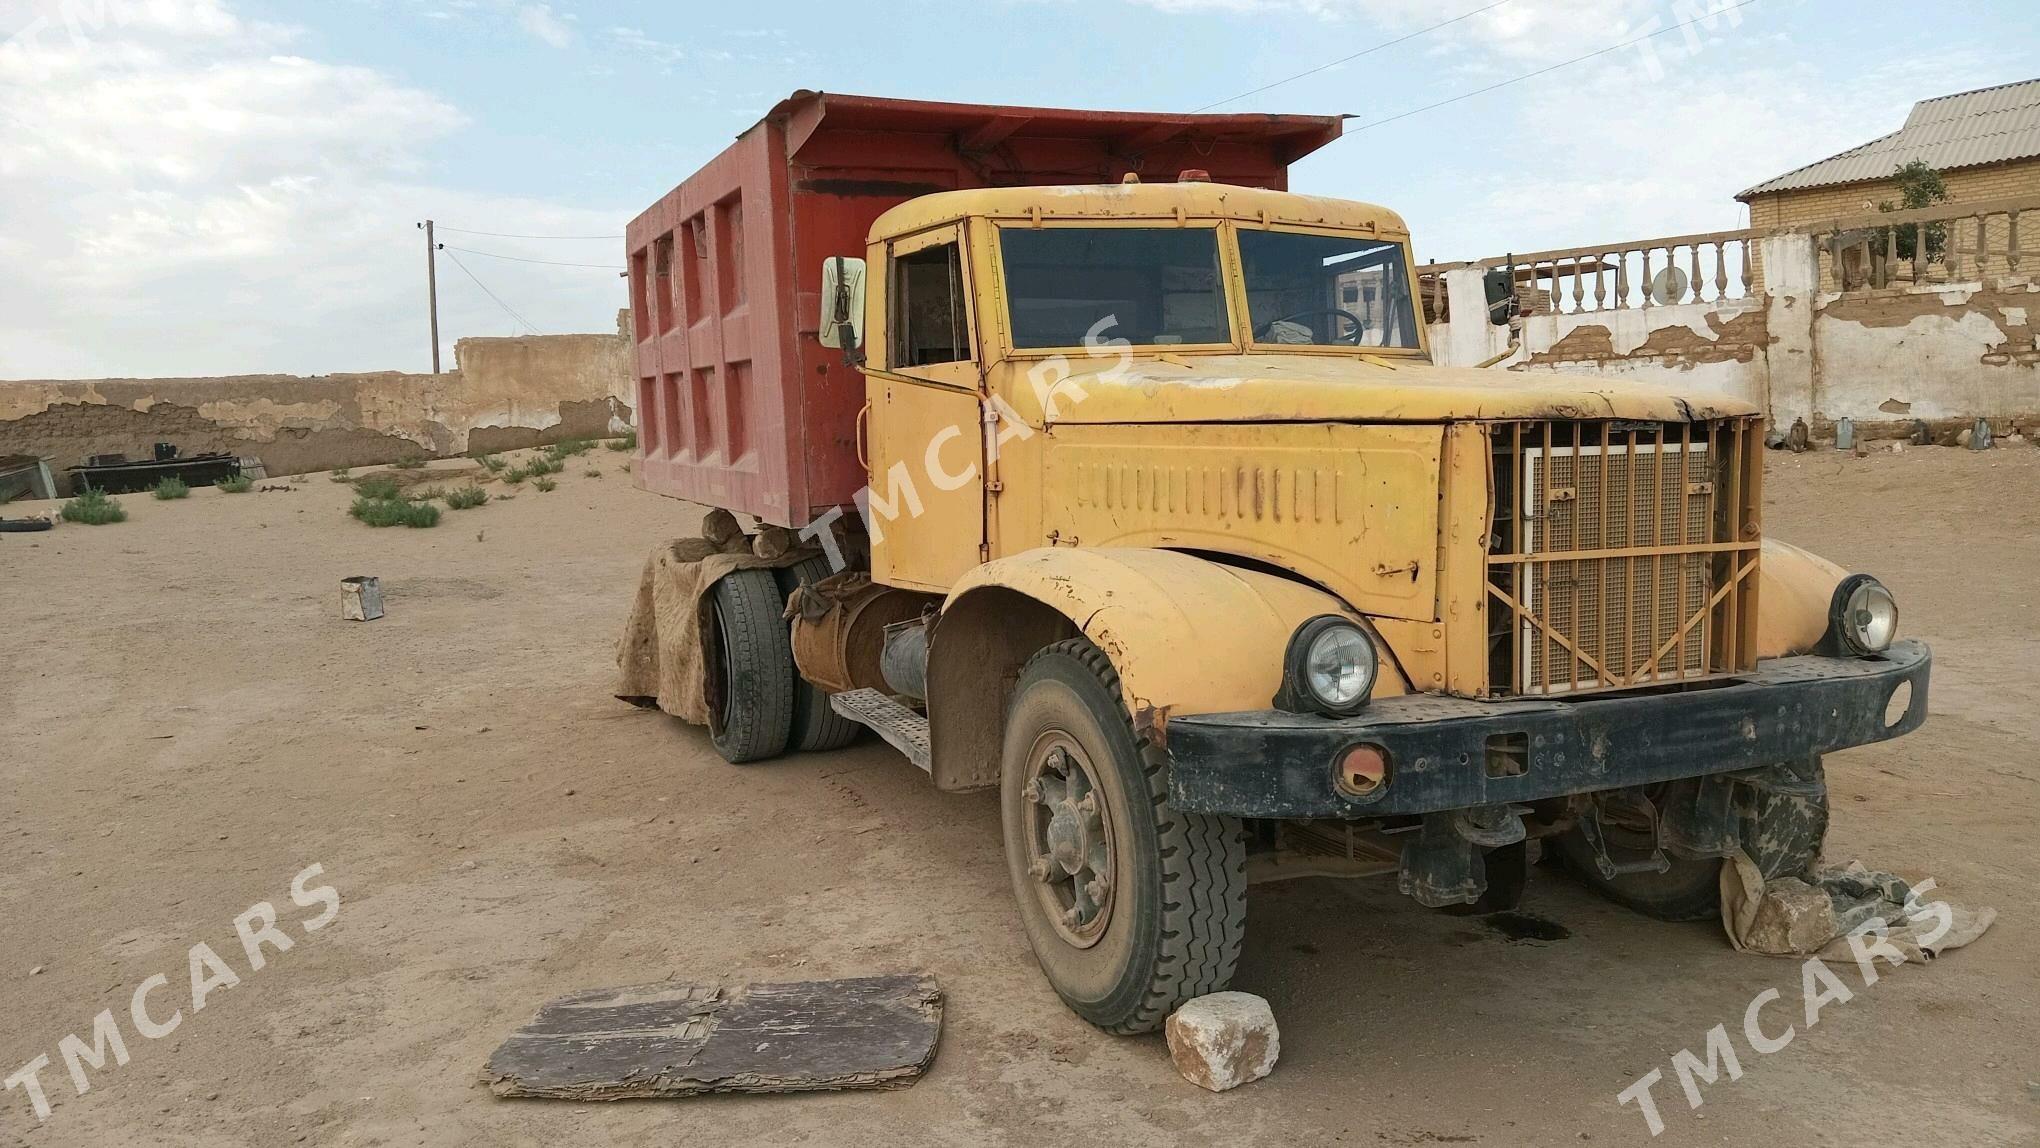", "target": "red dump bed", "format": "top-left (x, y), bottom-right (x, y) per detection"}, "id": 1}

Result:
top-left (625, 90), bottom-right (1342, 528)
